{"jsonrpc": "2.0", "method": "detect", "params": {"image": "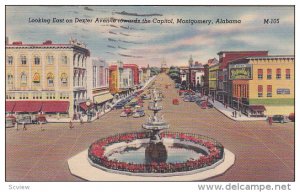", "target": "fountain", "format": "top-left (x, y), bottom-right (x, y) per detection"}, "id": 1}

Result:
top-left (68, 85), bottom-right (235, 181)
top-left (142, 88), bottom-right (169, 143)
